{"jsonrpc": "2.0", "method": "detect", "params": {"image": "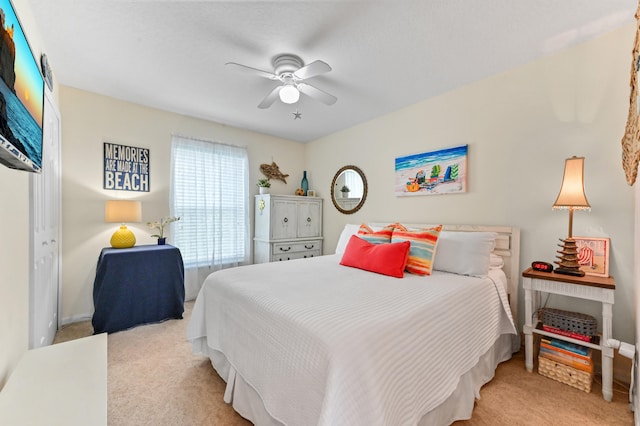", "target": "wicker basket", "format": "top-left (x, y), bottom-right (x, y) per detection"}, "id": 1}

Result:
top-left (538, 356), bottom-right (592, 393)
top-left (539, 308), bottom-right (597, 336)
